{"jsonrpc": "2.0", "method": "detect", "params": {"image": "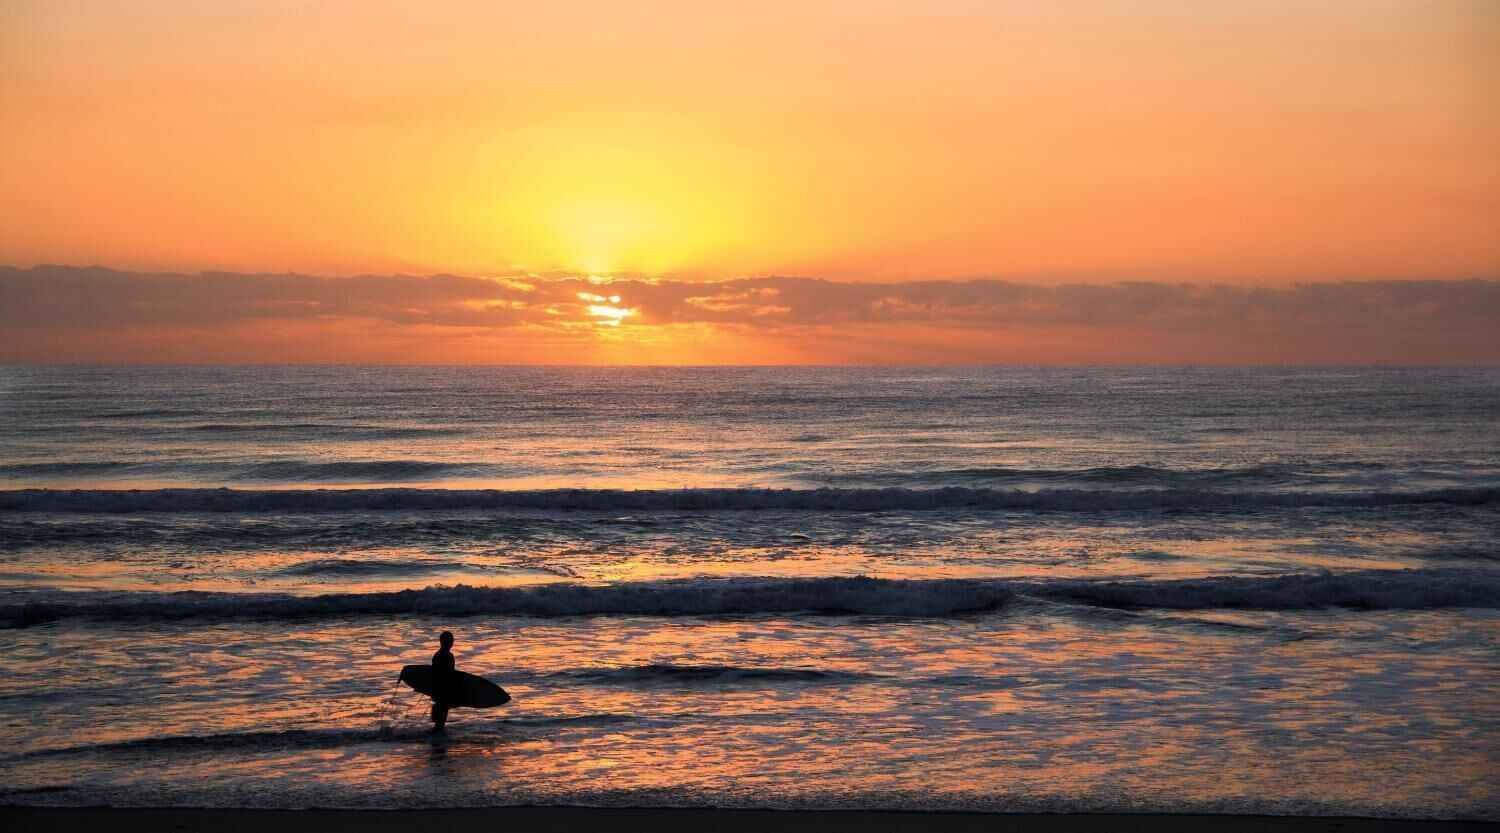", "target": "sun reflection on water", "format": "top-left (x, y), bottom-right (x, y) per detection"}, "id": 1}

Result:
top-left (2, 612), bottom-right (1495, 815)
